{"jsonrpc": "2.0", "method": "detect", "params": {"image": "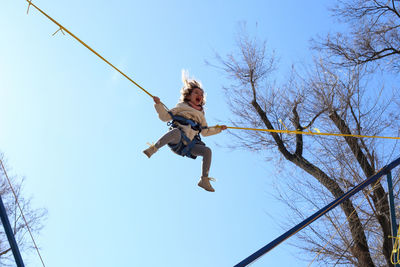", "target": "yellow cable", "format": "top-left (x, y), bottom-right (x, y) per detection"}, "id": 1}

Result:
top-left (225, 126), bottom-right (400, 140)
top-left (25, 0), bottom-right (153, 99)
top-left (390, 223), bottom-right (400, 264)
top-left (26, 1), bottom-right (400, 141)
